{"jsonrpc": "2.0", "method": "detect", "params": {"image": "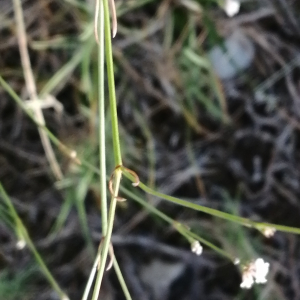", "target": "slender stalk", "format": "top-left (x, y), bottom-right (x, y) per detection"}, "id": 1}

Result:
top-left (0, 75), bottom-right (78, 164)
top-left (187, 230), bottom-right (233, 260)
top-left (135, 179), bottom-right (252, 226)
top-left (4, 68), bottom-right (300, 234)
top-left (93, 0), bottom-right (133, 292)
top-left (122, 172), bottom-right (253, 226)
top-left (122, 171), bottom-right (300, 235)
top-left (103, 0), bottom-right (122, 166)
top-left (13, 0), bottom-right (63, 180)
top-left (3, 68), bottom-right (300, 237)
top-left (97, 0), bottom-right (108, 238)
top-left (113, 258), bottom-right (132, 300)
top-left (91, 0), bottom-right (125, 297)
top-left (91, 170), bottom-right (122, 300)
top-left (119, 185), bottom-right (233, 261)
top-left (21, 227), bottom-right (68, 300)
top-left (81, 250), bottom-right (101, 300)
top-left (4, 73), bottom-right (300, 236)
top-left (0, 183), bottom-right (68, 300)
